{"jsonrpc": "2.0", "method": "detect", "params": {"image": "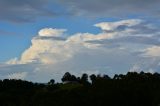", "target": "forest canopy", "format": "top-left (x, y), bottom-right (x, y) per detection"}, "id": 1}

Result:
top-left (0, 71), bottom-right (160, 106)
